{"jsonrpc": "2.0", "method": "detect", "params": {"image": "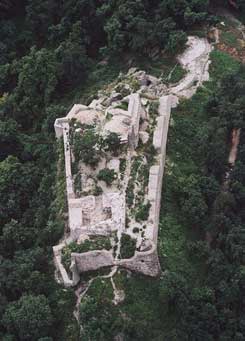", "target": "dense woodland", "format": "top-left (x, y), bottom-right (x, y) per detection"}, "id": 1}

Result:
top-left (1, 0), bottom-right (245, 340)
